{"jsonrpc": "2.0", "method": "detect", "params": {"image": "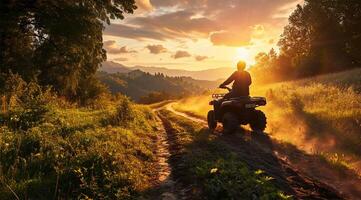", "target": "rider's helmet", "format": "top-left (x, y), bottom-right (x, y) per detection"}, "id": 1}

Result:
top-left (237, 61), bottom-right (246, 71)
